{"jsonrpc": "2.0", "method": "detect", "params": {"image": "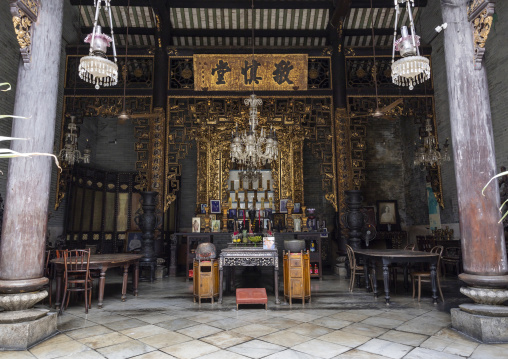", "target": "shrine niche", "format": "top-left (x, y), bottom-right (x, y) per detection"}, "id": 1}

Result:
top-left (165, 96), bottom-right (337, 213)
